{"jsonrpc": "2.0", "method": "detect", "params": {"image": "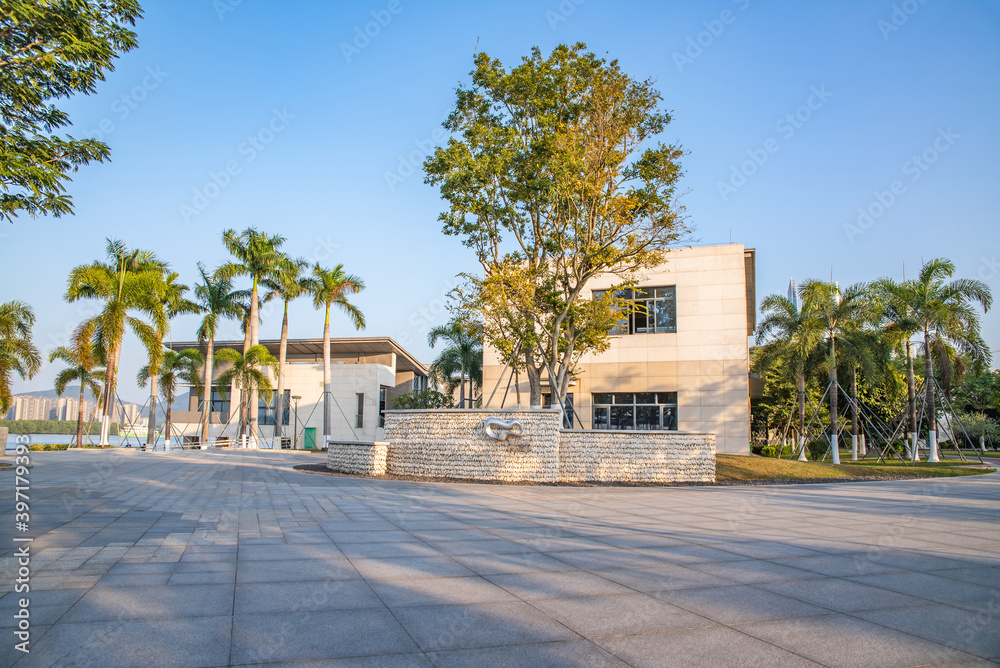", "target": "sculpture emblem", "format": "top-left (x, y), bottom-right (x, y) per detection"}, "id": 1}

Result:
top-left (484, 418), bottom-right (523, 442)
